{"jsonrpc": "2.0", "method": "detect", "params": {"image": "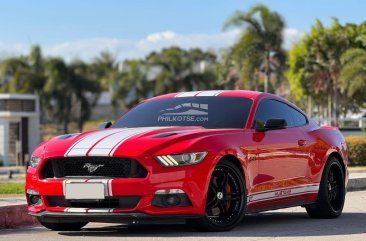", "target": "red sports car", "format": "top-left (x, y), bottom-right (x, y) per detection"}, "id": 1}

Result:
top-left (26, 90), bottom-right (348, 232)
